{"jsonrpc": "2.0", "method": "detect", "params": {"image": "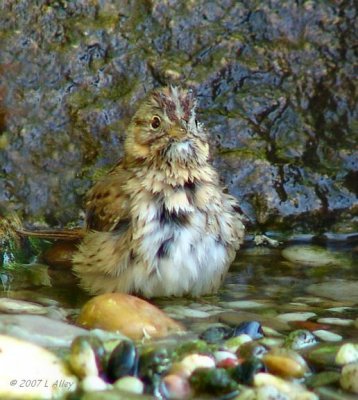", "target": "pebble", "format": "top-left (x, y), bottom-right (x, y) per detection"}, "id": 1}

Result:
top-left (306, 281), bottom-right (358, 303)
top-left (284, 329), bottom-right (318, 350)
top-left (224, 334), bottom-right (252, 352)
top-left (0, 314), bottom-right (87, 347)
top-left (0, 297), bottom-right (47, 315)
top-left (107, 340), bottom-right (138, 382)
top-left (317, 317), bottom-right (354, 326)
top-left (312, 330), bottom-right (343, 342)
top-left (254, 372), bottom-right (318, 399)
top-left (175, 354), bottom-right (215, 378)
top-left (335, 343), bottom-right (358, 366)
top-left (306, 344), bottom-right (340, 367)
top-left (77, 293), bottom-right (184, 340)
top-left (327, 307), bottom-right (353, 313)
top-left (231, 358), bottom-right (266, 385)
top-left (259, 337), bottom-right (285, 348)
top-left (213, 350), bottom-right (238, 364)
top-left (199, 326), bottom-right (232, 343)
top-left (340, 363), bottom-right (358, 394)
top-left (161, 374), bottom-right (192, 399)
top-left (281, 245), bottom-right (341, 267)
top-left (81, 375), bottom-right (108, 392)
top-left (232, 321), bottom-right (264, 339)
top-left (261, 326), bottom-right (283, 337)
top-left (263, 349), bottom-right (308, 378)
top-left (114, 376), bottom-right (144, 394)
top-left (0, 334), bottom-right (77, 399)
top-left (221, 300), bottom-right (269, 309)
top-left (69, 335), bottom-right (105, 378)
top-left (189, 367), bottom-right (238, 396)
top-left (277, 312), bottom-right (316, 322)
top-left (239, 341), bottom-right (268, 359)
